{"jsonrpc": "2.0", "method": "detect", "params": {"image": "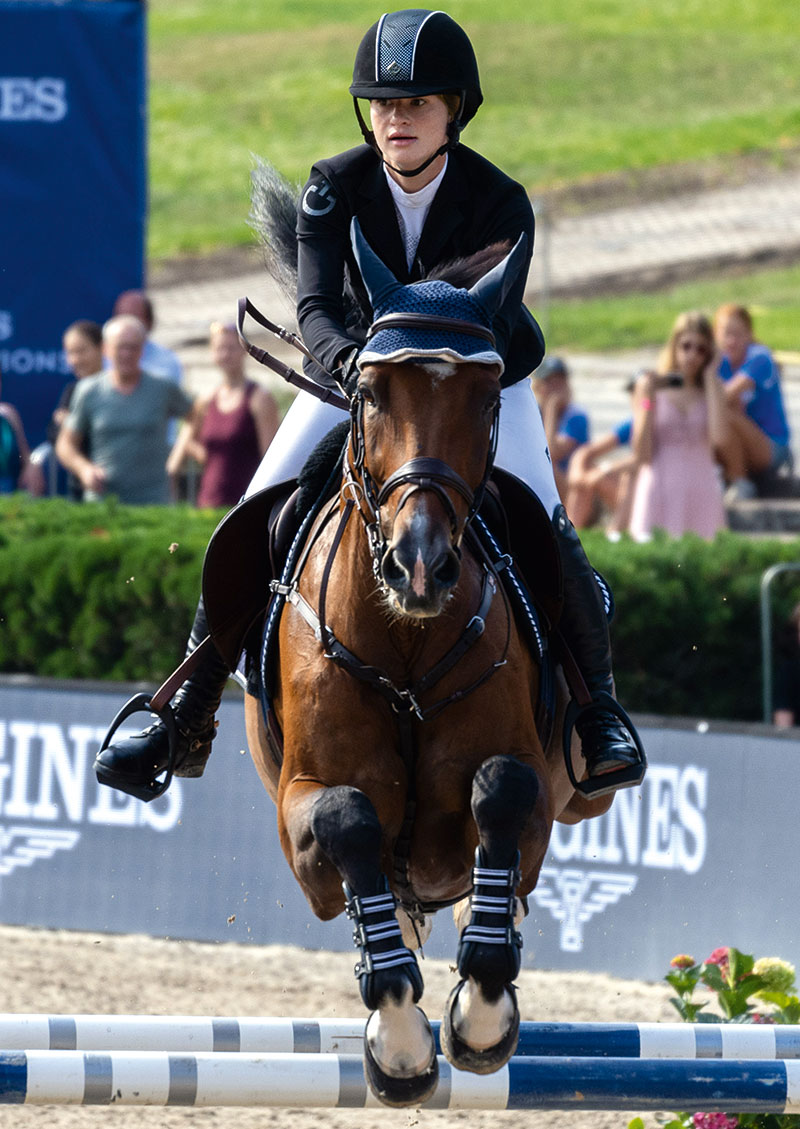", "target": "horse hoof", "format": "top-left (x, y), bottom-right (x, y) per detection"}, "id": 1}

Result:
top-left (440, 981), bottom-right (520, 1075)
top-left (363, 1029), bottom-right (439, 1108)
